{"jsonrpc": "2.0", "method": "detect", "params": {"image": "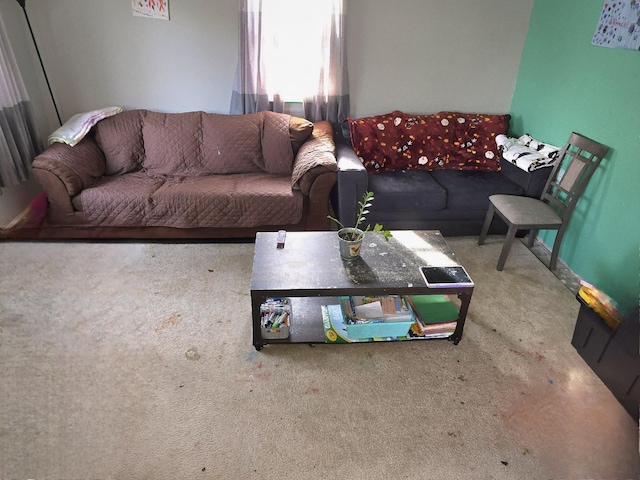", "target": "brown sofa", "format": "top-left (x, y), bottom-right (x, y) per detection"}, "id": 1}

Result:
top-left (27, 109), bottom-right (338, 239)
